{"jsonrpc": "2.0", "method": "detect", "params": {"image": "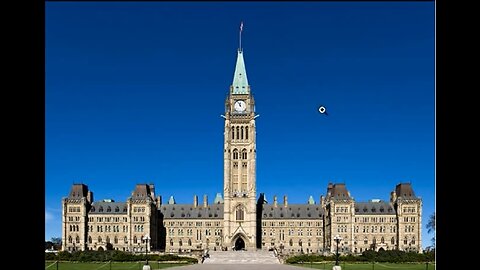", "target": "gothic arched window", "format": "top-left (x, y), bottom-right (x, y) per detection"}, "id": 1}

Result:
top-left (289, 239), bottom-right (293, 246)
top-left (88, 236), bottom-right (92, 244)
top-left (188, 239), bottom-right (192, 246)
top-left (75, 235), bottom-right (80, 243)
top-left (241, 126), bottom-right (244, 140)
top-left (106, 236), bottom-right (110, 243)
top-left (98, 236), bottom-right (102, 243)
top-left (242, 149), bottom-right (247, 159)
top-left (114, 236), bottom-right (118, 244)
top-left (236, 126), bottom-right (240, 139)
top-left (133, 236), bottom-right (137, 244)
top-left (68, 236), bottom-right (72, 243)
top-left (233, 149), bottom-right (239, 160)
top-left (170, 239), bottom-right (174, 246)
top-left (236, 205), bottom-right (244, 221)
top-left (231, 126), bottom-right (235, 140)
top-left (391, 237), bottom-right (395, 245)
top-left (245, 126), bottom-right (249, 140)
top-left (381, 237), bottom-right (385, 243)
